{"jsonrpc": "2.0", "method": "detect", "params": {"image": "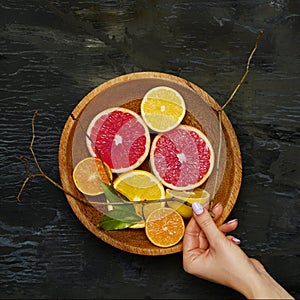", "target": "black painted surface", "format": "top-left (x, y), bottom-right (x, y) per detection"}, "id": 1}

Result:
top-left (1, 1), bottom-right (299, 299)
